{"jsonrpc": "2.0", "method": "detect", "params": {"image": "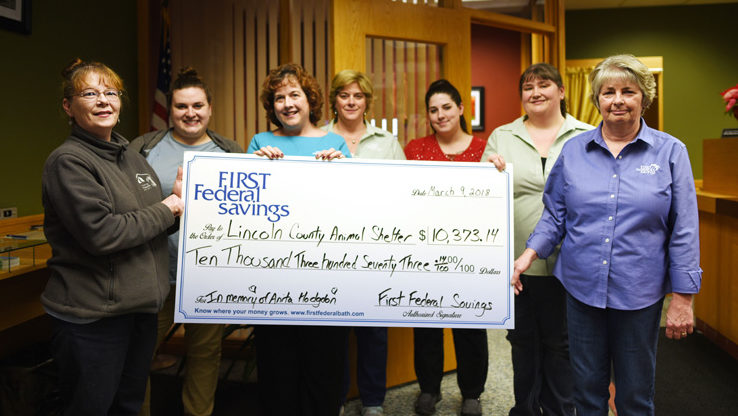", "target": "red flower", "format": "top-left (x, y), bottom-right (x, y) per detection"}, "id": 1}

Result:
top-left (720, 84), bottom-right (738, 113)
